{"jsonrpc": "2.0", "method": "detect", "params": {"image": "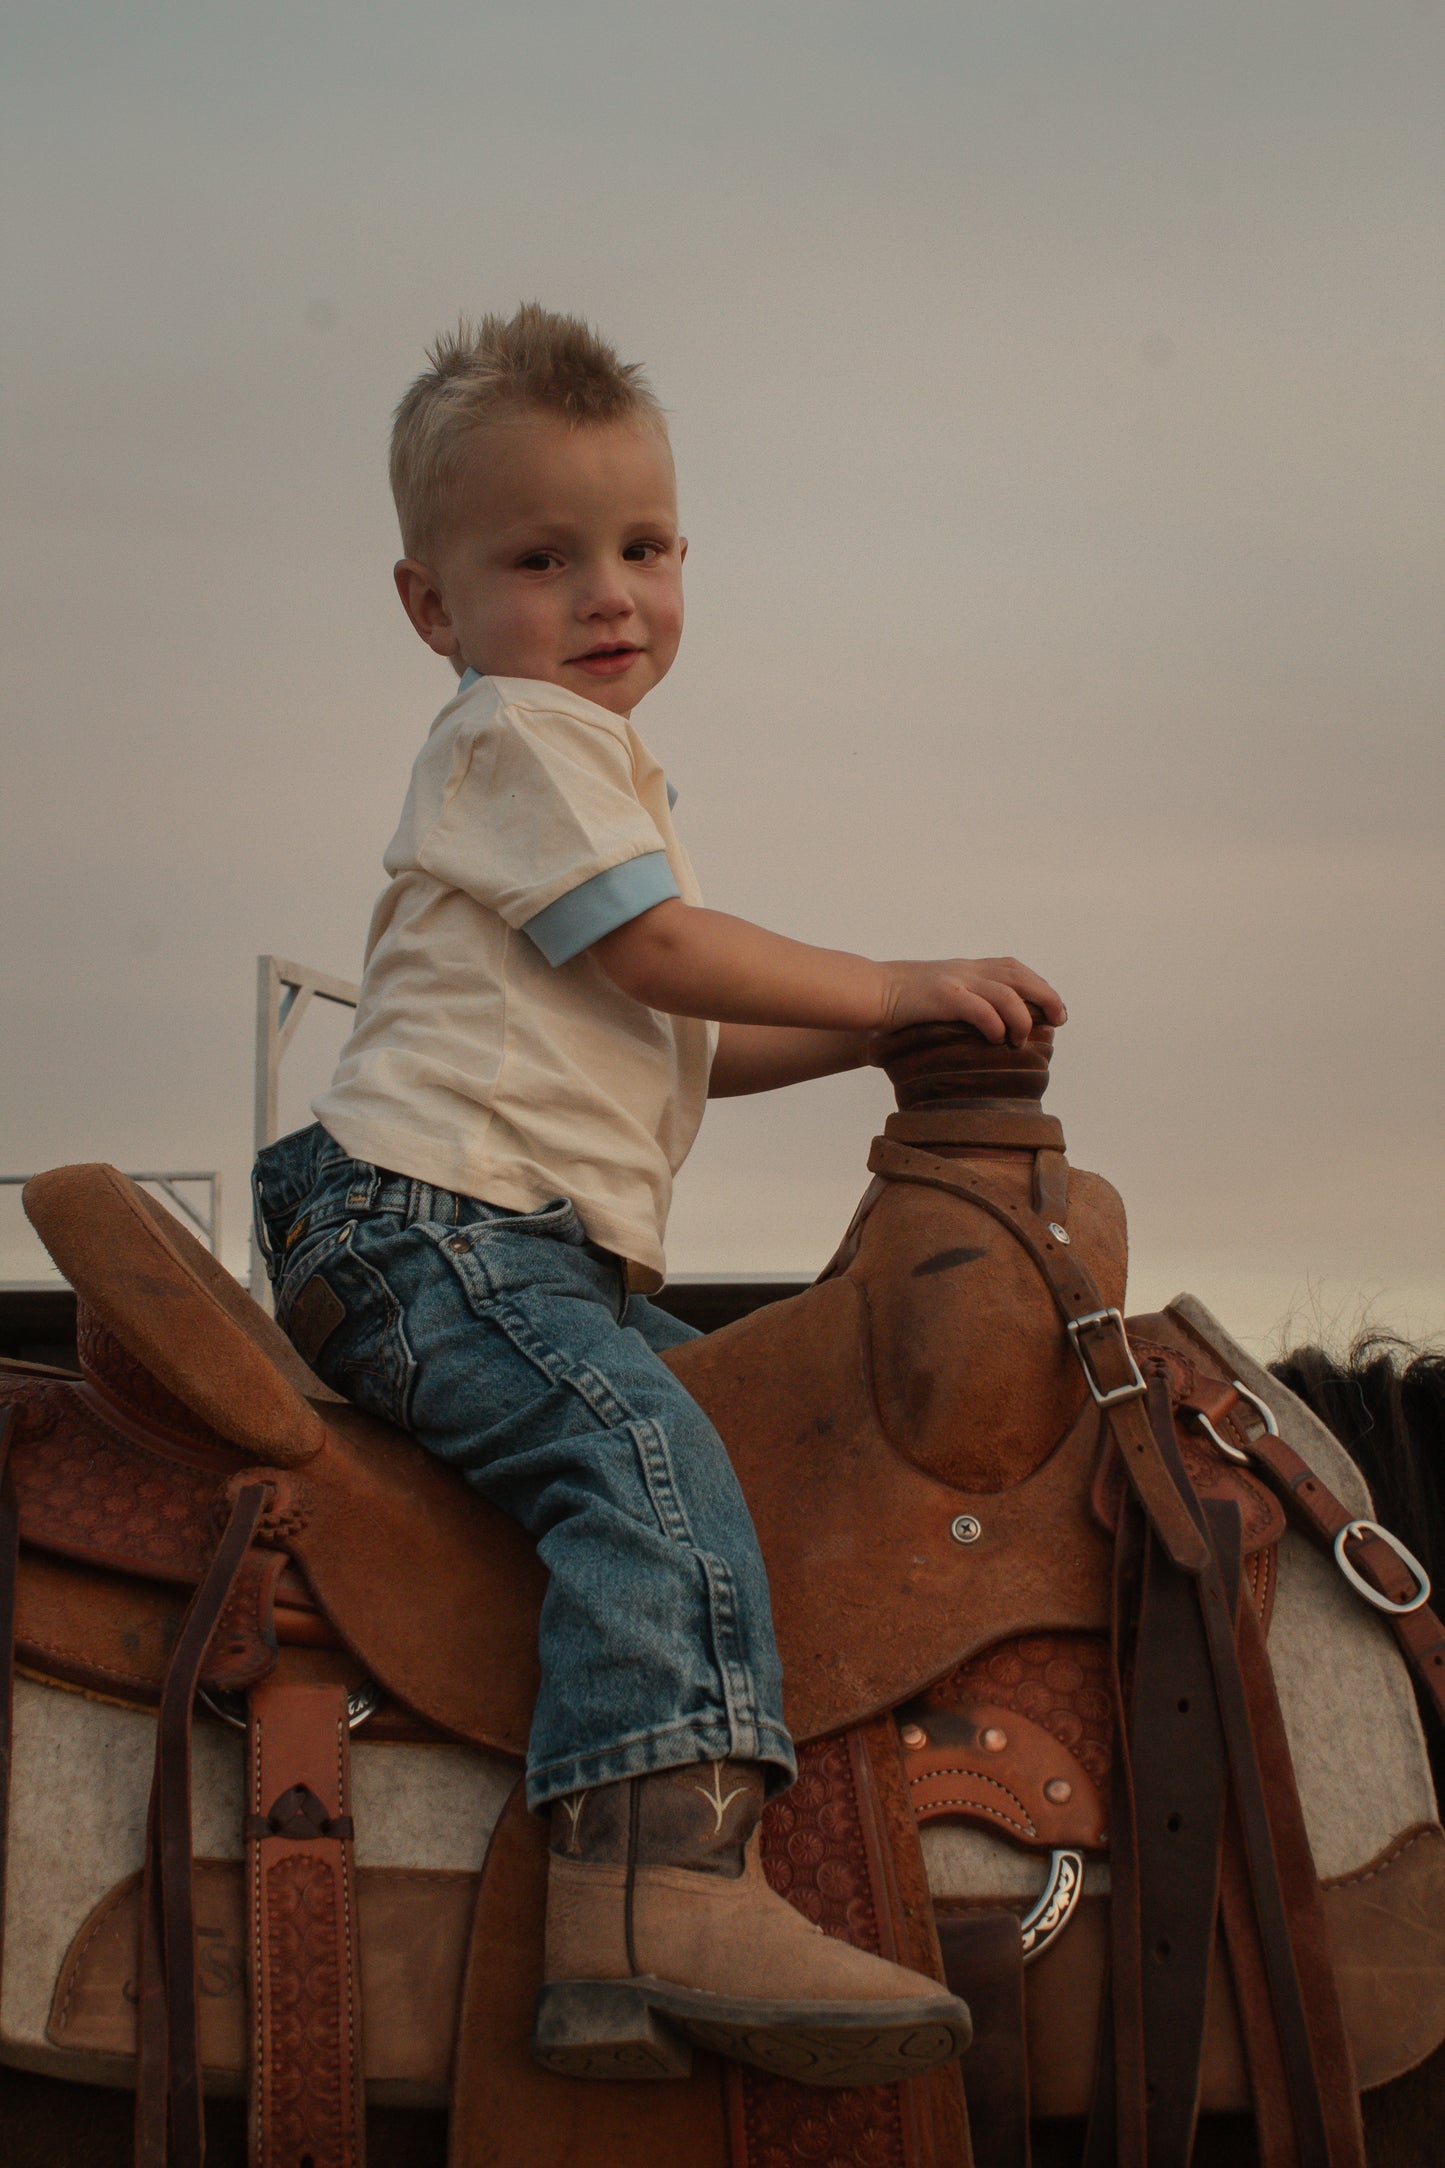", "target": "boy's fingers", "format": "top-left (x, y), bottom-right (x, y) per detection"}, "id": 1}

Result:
top-left (968, 980), bottom-right (1035, 1046)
